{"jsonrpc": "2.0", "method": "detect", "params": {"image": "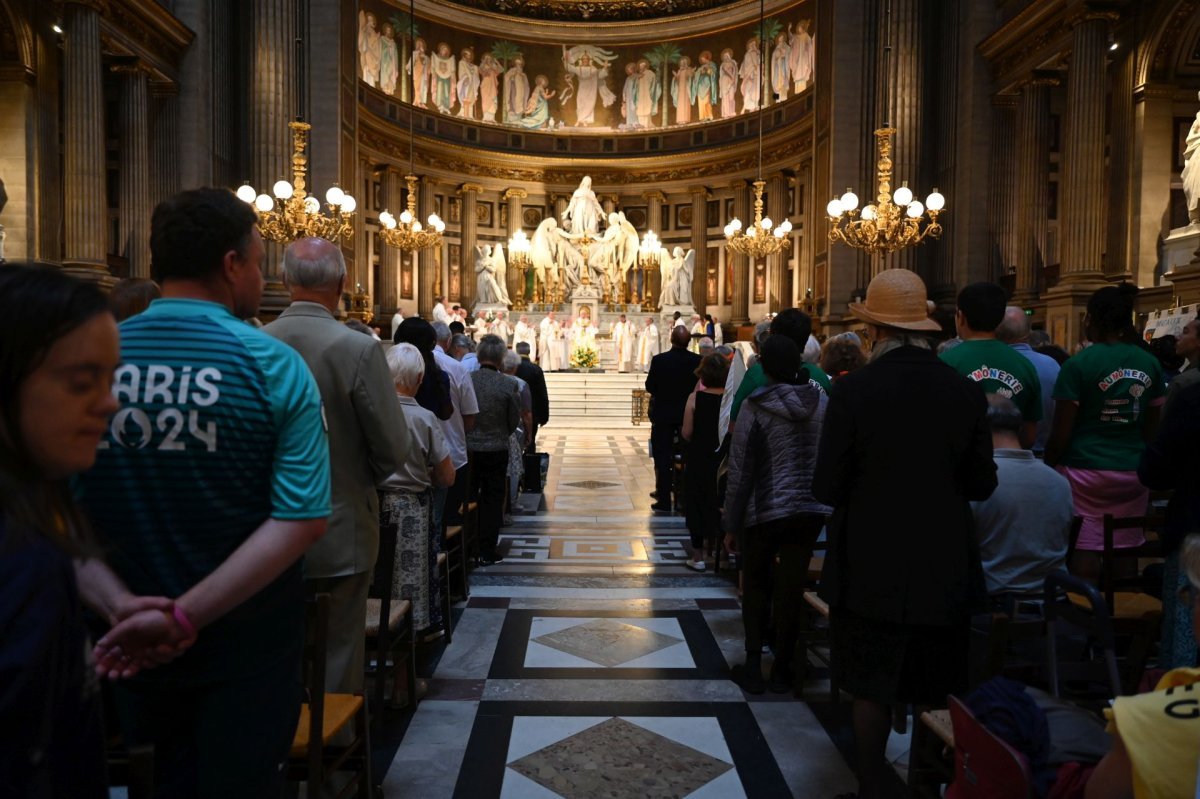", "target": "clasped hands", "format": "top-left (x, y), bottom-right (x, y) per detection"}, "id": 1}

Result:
top-left (92, 595), bottom-right (196, 681)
